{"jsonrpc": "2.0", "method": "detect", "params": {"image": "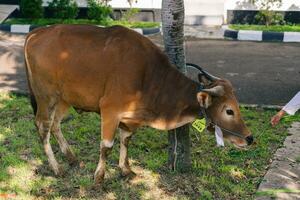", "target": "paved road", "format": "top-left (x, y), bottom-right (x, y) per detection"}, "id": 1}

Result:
top-left (0, 32), bottom-right (299, 105)
top-left (185, 38), bottom-right (300, 105)
top-left (0, 32), bottom-right (26, 92)
top-left (151, 35), bottom-right (300, 105)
